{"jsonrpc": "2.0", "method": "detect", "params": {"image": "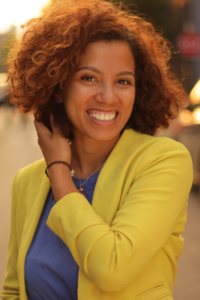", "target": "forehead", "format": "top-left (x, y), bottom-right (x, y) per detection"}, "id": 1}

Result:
top-left (77, 40), bottom-right (135, 72)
